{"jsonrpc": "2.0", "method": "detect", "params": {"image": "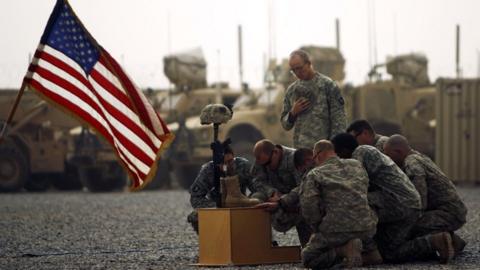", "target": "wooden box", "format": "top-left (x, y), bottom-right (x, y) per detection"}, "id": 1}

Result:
top-left (196, 207), bottom-right (301, 266)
